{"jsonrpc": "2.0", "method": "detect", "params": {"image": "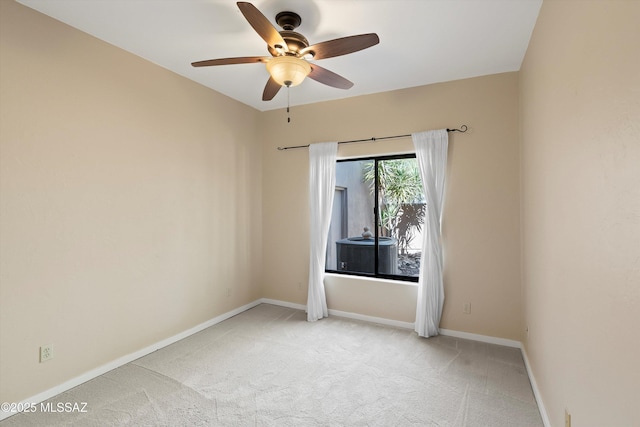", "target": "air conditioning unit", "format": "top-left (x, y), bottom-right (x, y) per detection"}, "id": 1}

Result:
top-left (336, 237), bottom-right (397, 275)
